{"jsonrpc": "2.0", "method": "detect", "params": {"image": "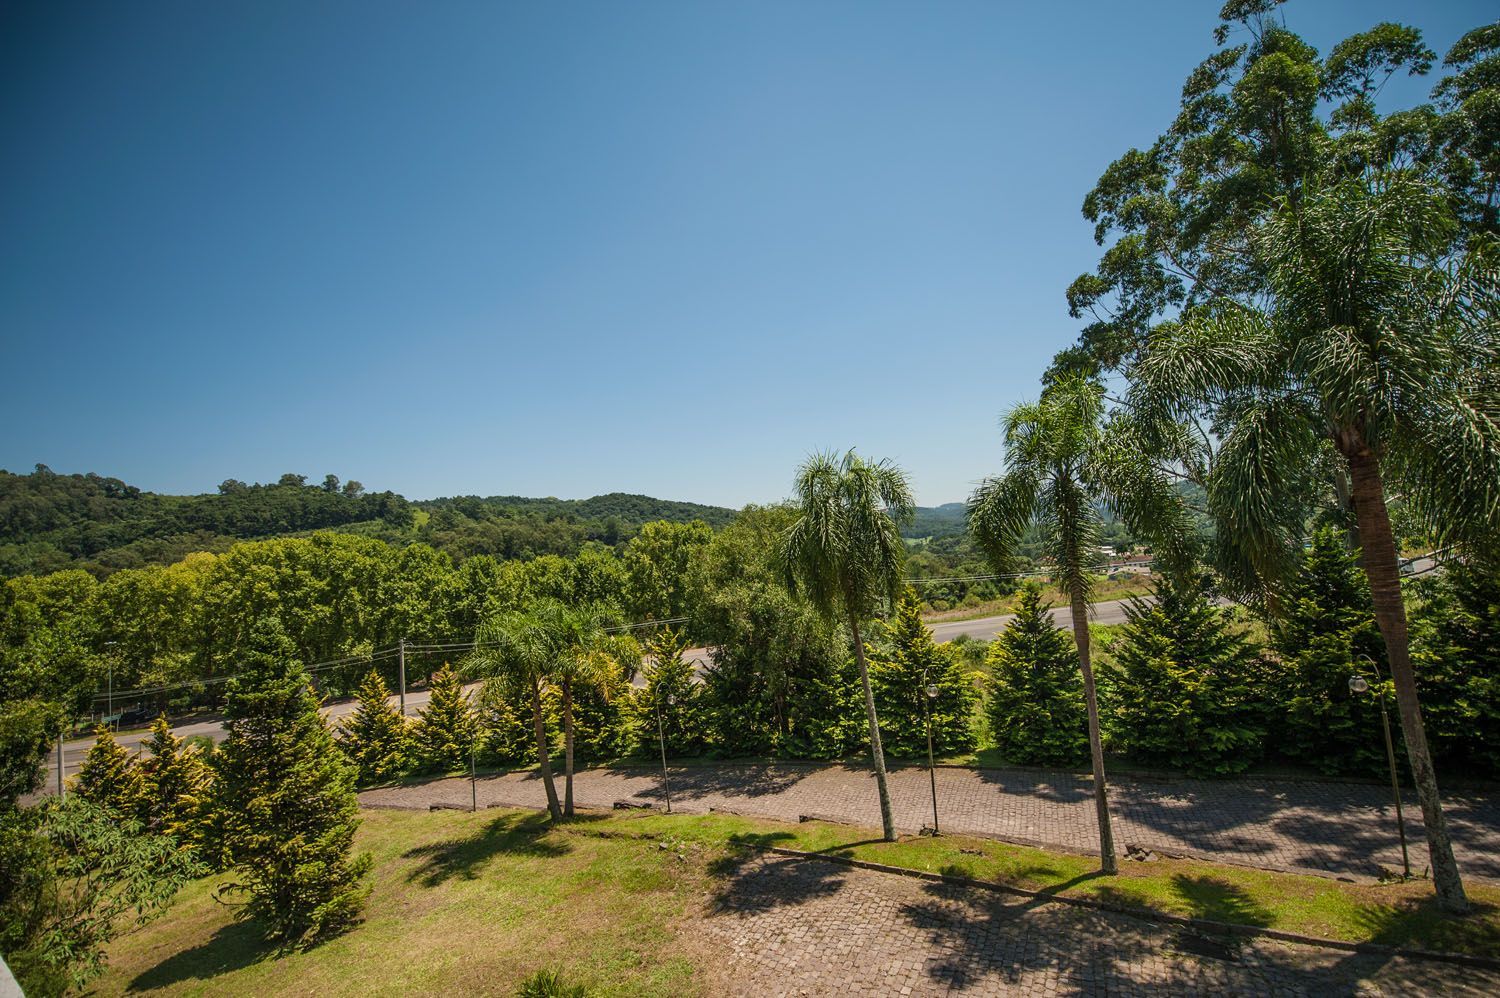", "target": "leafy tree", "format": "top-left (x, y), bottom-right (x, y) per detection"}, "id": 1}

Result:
top-left (621, 520), bottom-right (713, 622)
top-left (138, 715), bottom-right (210, 841)
top-left (469, 609), bottom-right (564, 820)
top-left (1130, 172), bottom-right (1498, 910)
top-left (337, 670), bottom-right (412, 784)
top-left (870, 591), bottom-right (978, 758)
top-left (641, 626), bottom-right (706, 756)
top-left (0, 698), bottom-right (62, 809)
top-left (1273, 529), bottom-right (1390, 777)
top-left (1104, 573), bottom-right (1267, 776)
top-left (984, 584), bottom-right (1088, 766)
top-left (783, 449), bottom-right (915, 842)
top-left (969, 378), bottom-right (1184, 873)
top-left (322, 474), bottom-right (341, 493)
top-left (1, 795), bottom-right (197, 995)
top-left (72, 726), bottom-right (144, 818)
top-left (414, 663), bottom-right (477, 773)
top-left (213, 621), bottom-right (371, 947)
